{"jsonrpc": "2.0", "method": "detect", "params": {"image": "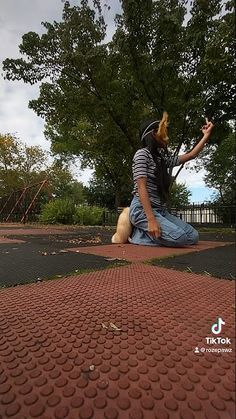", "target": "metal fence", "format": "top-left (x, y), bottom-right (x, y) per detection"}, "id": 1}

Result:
top-left (103, 204), bottom-right (235, 227)
top-left (171, 204), bottom-right (235, 226)
top-left (0, 188), bottom-right (235, 227)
